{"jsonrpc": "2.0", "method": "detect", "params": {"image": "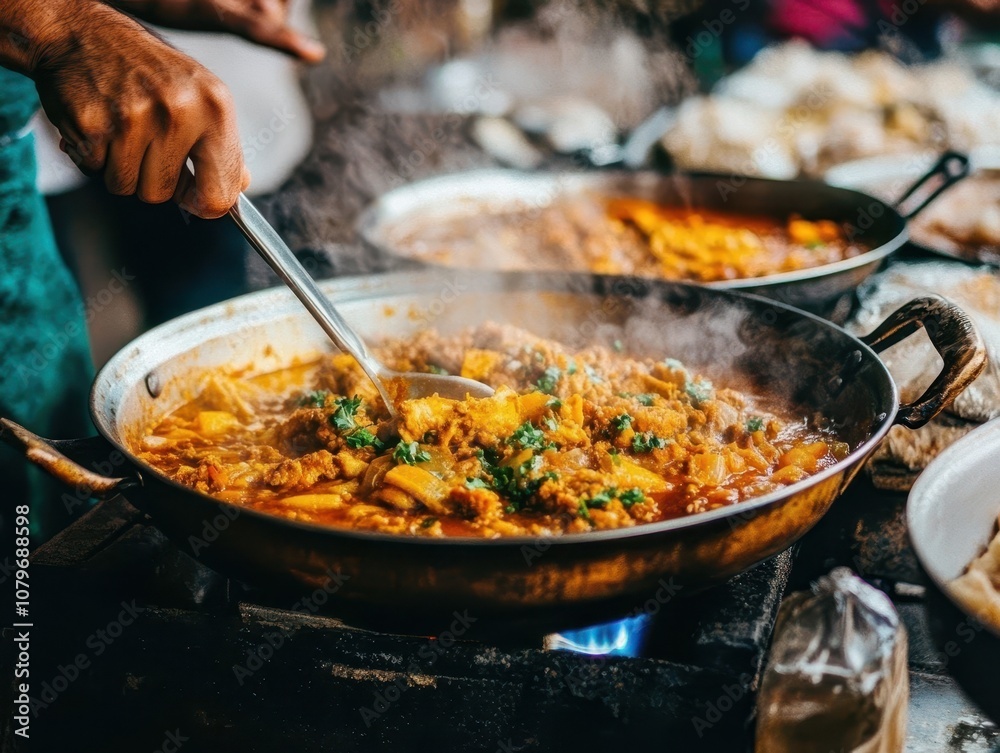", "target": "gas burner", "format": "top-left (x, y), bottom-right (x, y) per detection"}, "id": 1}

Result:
top-left (544, 614), bottom-right (651, 657)
top-left (21, 496), bottom-right (793, 751)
